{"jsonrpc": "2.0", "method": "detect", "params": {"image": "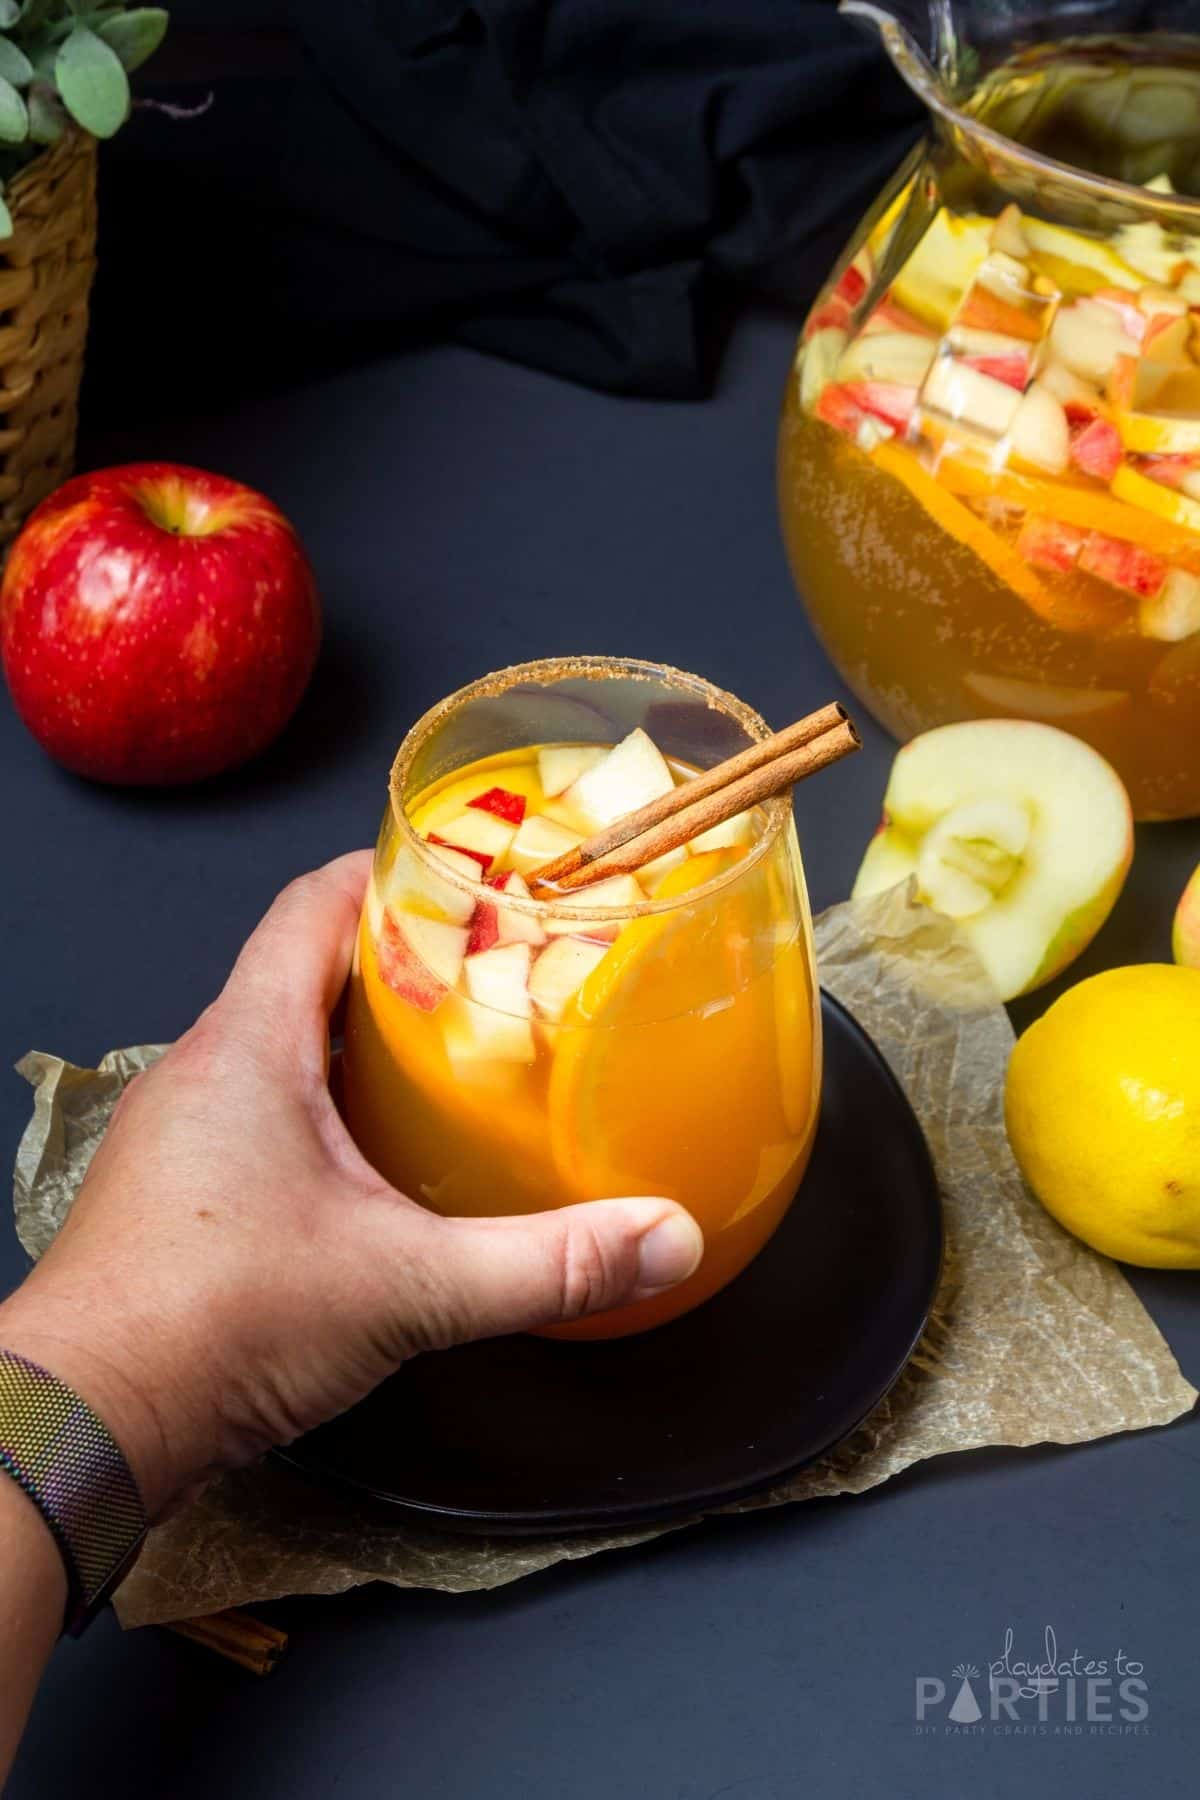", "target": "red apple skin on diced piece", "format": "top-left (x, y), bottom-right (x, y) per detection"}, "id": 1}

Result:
top-left (1017, 515), bottom-right (1086, 574)
top-left (834, 263), bottom-right (868, 307)
top-left (468, 786), bottom-right (526, 825)
top-left (1069, 417), bottom-right (1123, 482)
top-left (1140, 454), bottom-right (1200, 490)
top-left (377, 912), bottom-right (467, 1013)
top-left (840, 380), bottom-right (918, 432)
top-left (814, 382), bottom-right (864, 436)
top-left (428, 832), bottom-right (493, 873)
top-left (466, 901), bottom-right (500, 957)
top-left (804, 295), bottom-right (853, 339)
top-left (962, 353), bottom-right (1029, 391)
top-left (1078, 533), bottom-right (1168, 599)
